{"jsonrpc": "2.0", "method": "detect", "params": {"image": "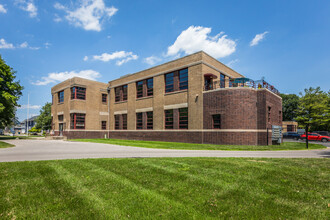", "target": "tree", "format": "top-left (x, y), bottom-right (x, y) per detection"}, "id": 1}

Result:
top-left (35, 102), bottom-right (52, 131)
top-left (0, 55), bottom-right (23, 129)
top-left (280, 93), bottom-right (300, 121)
top-left (295, 87), bottom-right (330, 131)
